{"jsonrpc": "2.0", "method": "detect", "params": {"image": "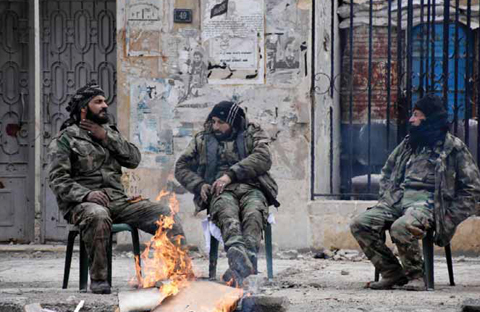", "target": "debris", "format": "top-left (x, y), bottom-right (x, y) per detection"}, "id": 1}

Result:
top-left (277, 250), bottom-right (298, 260)
top-left (24, 303), bottom-right (43, 312)
top-left (340, 270), bottom-right (350, 276)
top-left (73, 300), bottom-right (85, 312)
top-left (151, 281), bottom-right (243, 312)
top-left (239, 295), bottom-right (289, 312)
top-left (118, 287), bottom-right (169, 312)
